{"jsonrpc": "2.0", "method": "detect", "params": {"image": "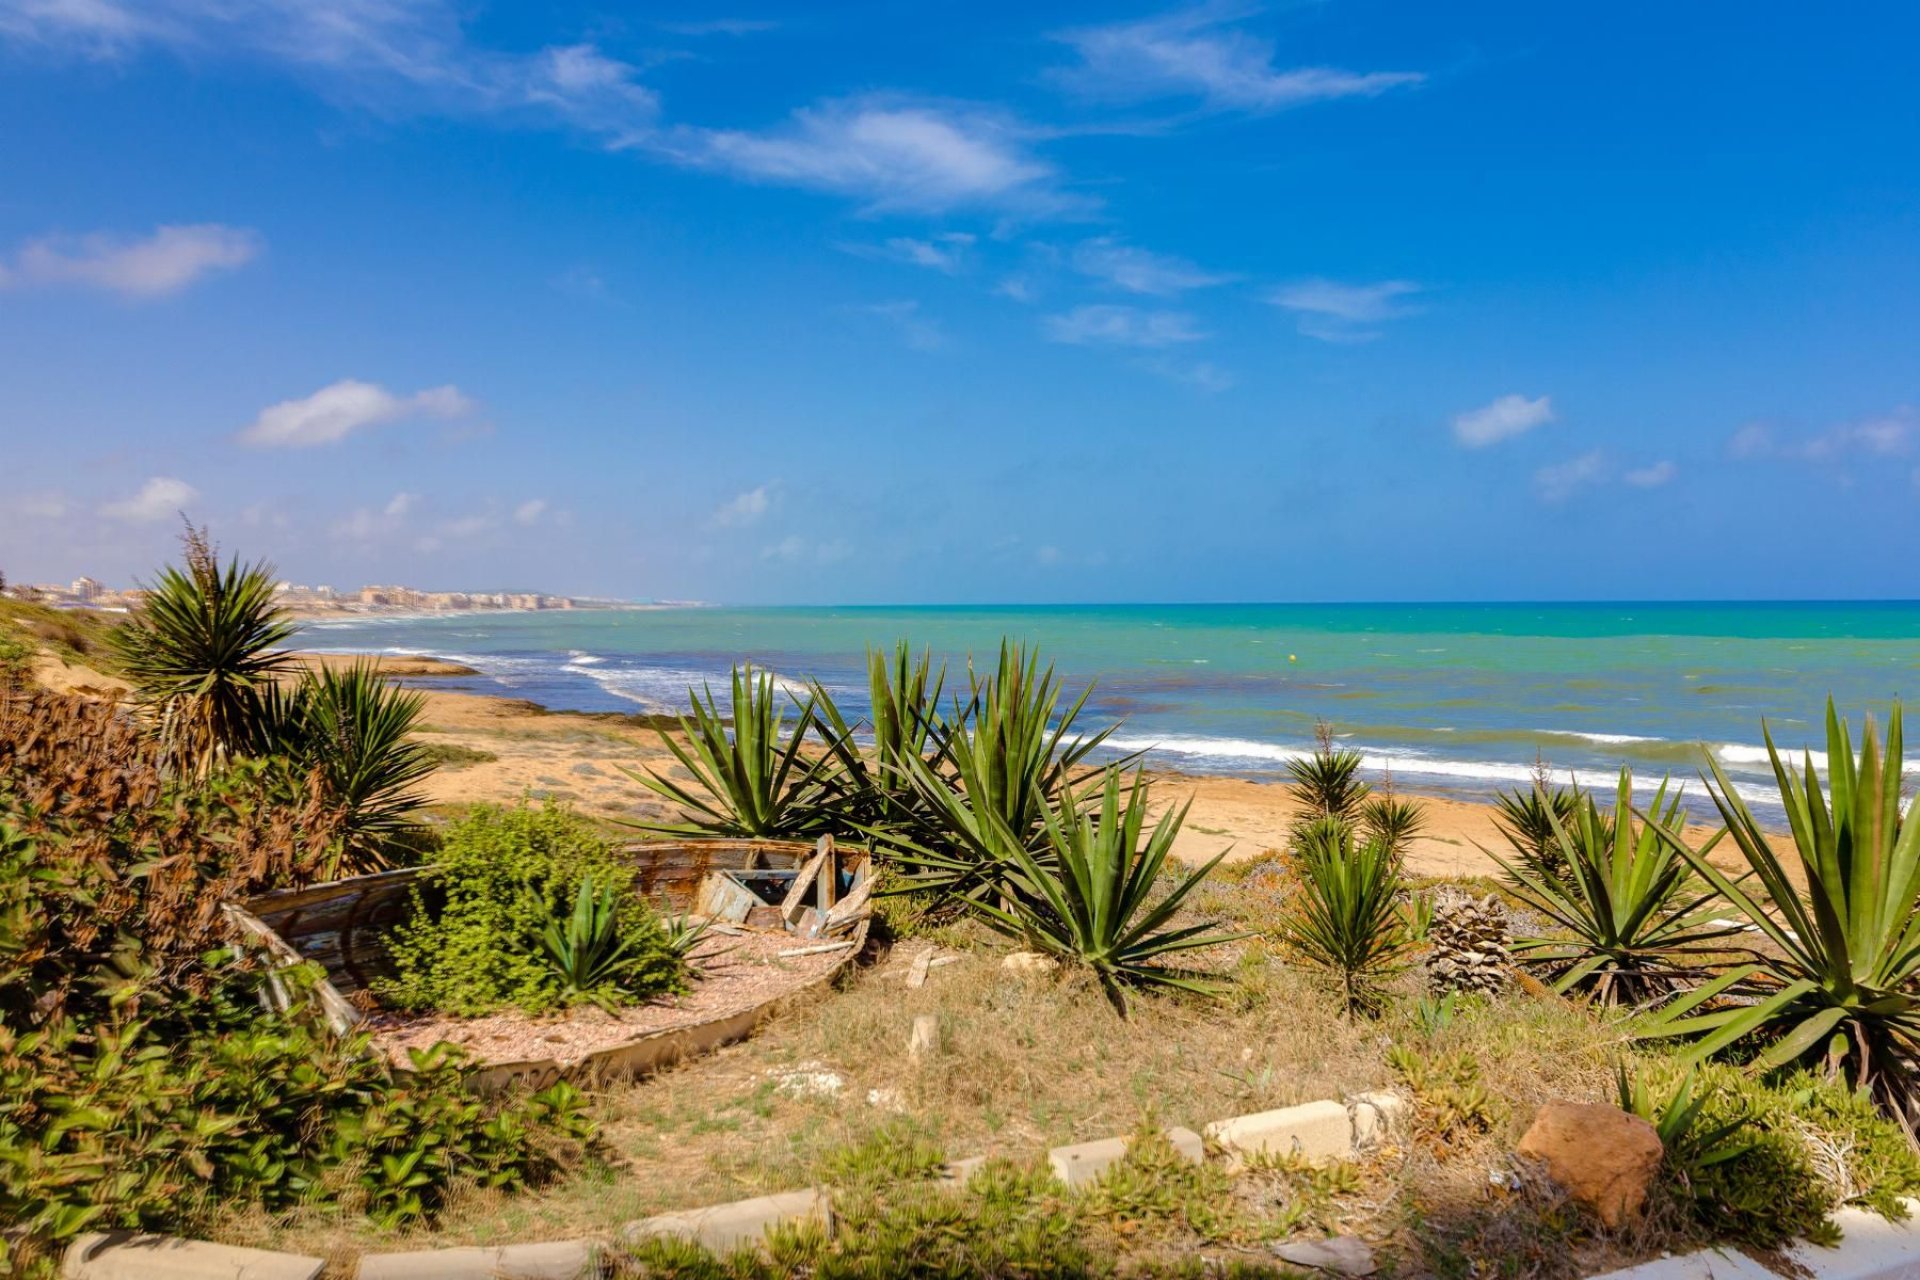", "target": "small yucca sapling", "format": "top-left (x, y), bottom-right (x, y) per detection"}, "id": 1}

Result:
top-left (1492, 756), bottom-right (1593, 884)
top-left (1279, 822), bottom-right (1413, 1017)
top-left (1360, 786), bottom-right (1425, 858)
top-left (660, 909), bottom-right (725, 968)
top-left (1286, 720), bottom-right (1371, 840)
